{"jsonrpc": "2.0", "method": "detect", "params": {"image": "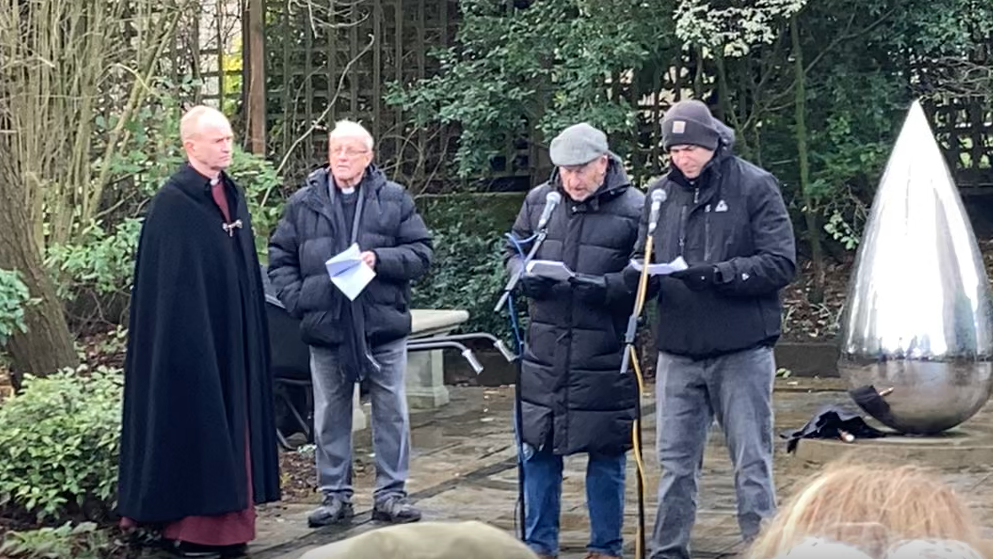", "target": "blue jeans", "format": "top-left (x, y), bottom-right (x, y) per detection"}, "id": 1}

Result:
top-left (309, 337), bottom-right (410, 505)
top-left (524, 445), bottom-right (626, 557)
